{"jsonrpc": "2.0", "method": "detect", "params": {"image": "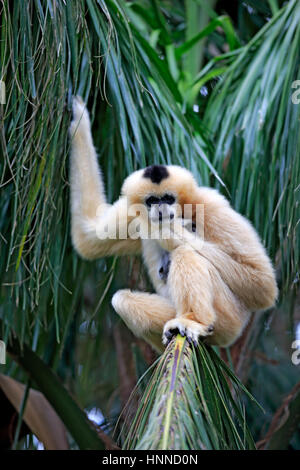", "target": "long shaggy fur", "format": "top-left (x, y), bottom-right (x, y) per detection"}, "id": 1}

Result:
top-left (69, 97), bottom-right (278, 352)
